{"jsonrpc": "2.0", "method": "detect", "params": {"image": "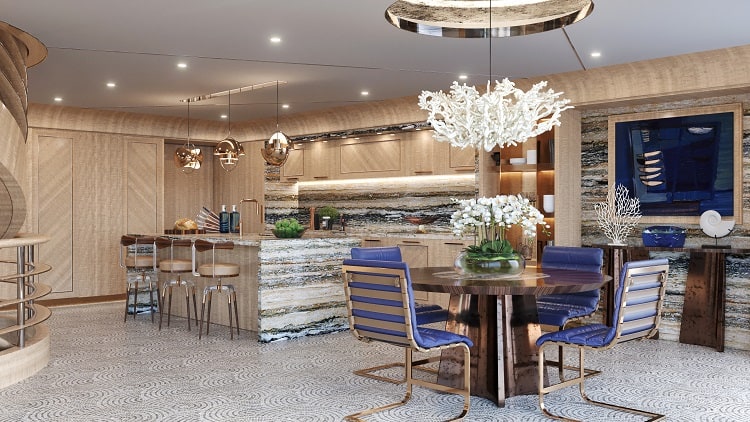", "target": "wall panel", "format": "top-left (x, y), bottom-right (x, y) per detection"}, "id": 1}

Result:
top-left (36, 135), bottom-right (73, 293)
